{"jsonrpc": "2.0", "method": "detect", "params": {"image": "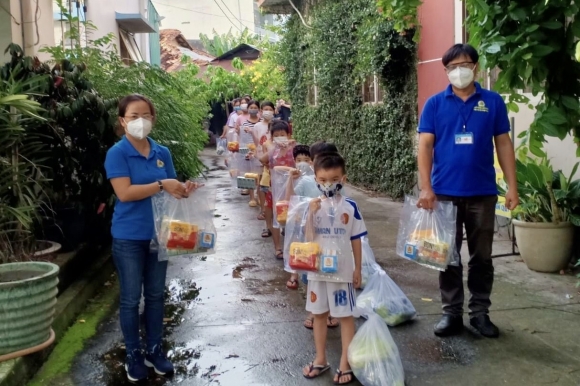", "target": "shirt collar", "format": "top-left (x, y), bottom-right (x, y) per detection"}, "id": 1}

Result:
top-left (121, 135), bottom-right (159, 158)
top-left (445, 82), bottom-right (482, 98)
